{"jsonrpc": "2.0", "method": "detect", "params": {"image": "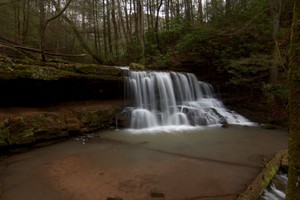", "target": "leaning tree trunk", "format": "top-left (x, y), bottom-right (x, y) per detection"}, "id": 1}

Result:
top-left (62, 15), bottom-right (104, 64)
top-left (286, 1), bottom-right (300, 199)
top-left (50, 0), bottom-right (104, 64)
